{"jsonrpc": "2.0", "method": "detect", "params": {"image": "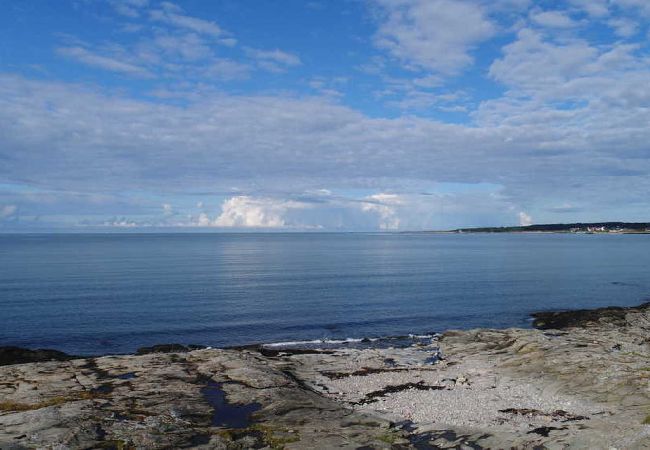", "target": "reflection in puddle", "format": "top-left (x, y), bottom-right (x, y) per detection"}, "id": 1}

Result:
top-left (116, 372), bottom-right (137, 380)
top-left (201, 380), bottom-right (261, 428)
